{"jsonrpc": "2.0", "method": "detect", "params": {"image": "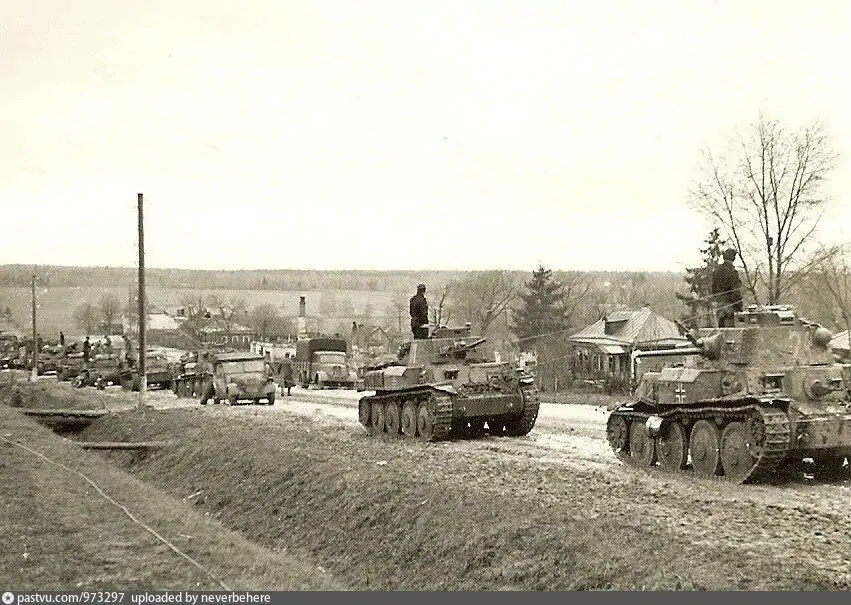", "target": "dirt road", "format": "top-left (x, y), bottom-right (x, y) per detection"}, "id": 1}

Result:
top-left (14, 378), bottom-right (851, 589)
